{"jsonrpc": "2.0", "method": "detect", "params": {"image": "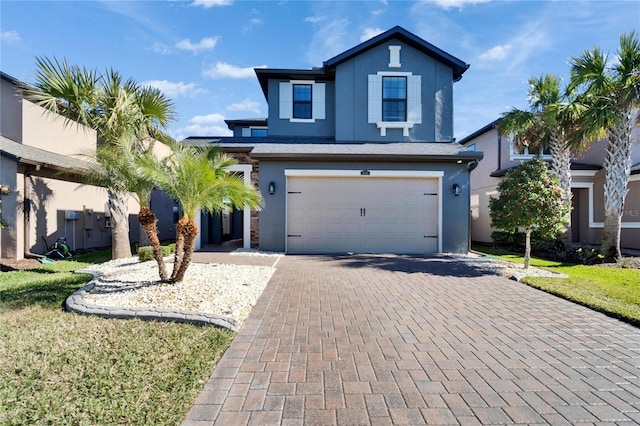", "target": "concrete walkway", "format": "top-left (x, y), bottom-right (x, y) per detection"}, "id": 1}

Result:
top-left (182, 254), bottom-right (640, 425)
